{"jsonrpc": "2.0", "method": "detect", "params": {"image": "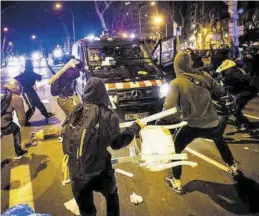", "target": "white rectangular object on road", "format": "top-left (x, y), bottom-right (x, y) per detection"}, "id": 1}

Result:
top-left (115, 169), bottom-right (134, 178)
